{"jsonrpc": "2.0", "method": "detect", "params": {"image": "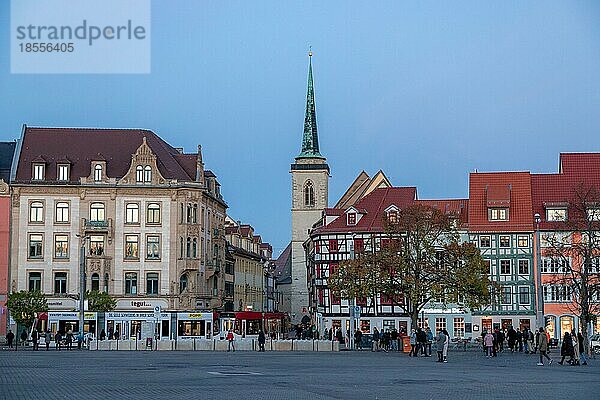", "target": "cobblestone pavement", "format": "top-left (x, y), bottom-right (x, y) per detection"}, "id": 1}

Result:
top-left (1, 348), bottom-right (599, 400)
